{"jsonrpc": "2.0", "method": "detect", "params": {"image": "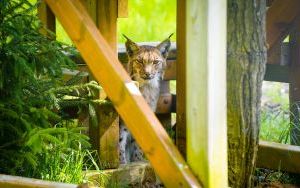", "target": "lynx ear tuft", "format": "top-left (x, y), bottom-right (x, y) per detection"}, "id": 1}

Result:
top-left (156, 34), bottom-right (173, 59)
top-left (123, 34), bottom-right (139, 57)
top-left (168, 33), bottom-right (174, 39)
